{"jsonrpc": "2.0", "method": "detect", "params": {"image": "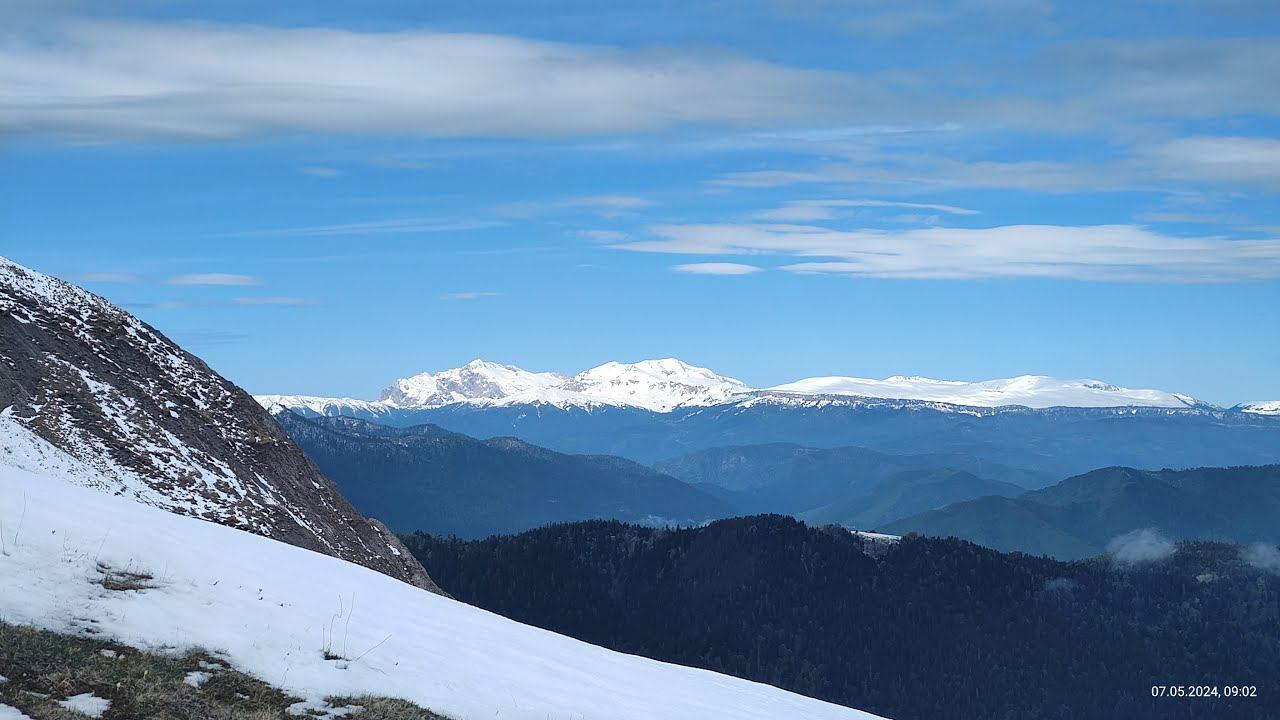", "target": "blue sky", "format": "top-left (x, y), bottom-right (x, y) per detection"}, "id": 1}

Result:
top-left (3, 0), bottom-right (1279, 404)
